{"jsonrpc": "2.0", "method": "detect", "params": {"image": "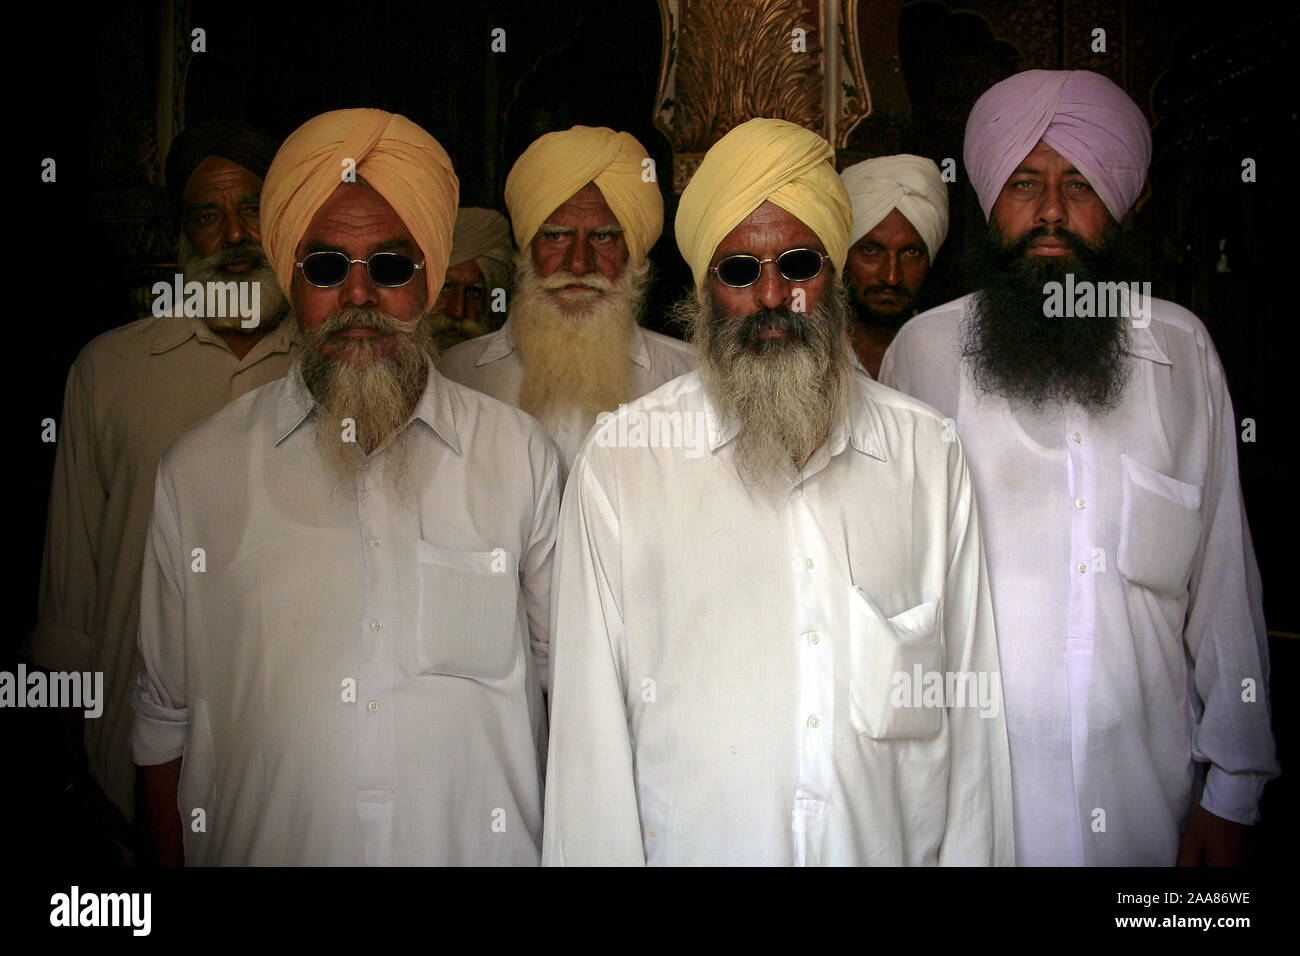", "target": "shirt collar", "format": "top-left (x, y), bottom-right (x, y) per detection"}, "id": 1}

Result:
top-left (701, 373), bottom-right (888, 463)
top-left (1127, 321), bottom-right (1172, 366)
top-left (475, 318), bottom-right (653, 370)
top-left (274, 356), bottom-right (461, 455)
top-left (150, 312), bottom-right (298, 357)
